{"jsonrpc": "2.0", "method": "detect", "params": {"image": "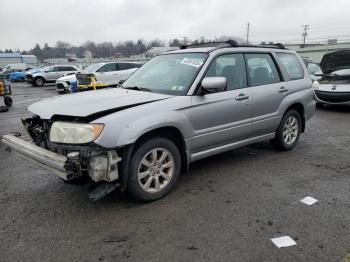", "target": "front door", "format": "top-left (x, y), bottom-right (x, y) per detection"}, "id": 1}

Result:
top-left (186, 53), bottom-right (252, 153)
